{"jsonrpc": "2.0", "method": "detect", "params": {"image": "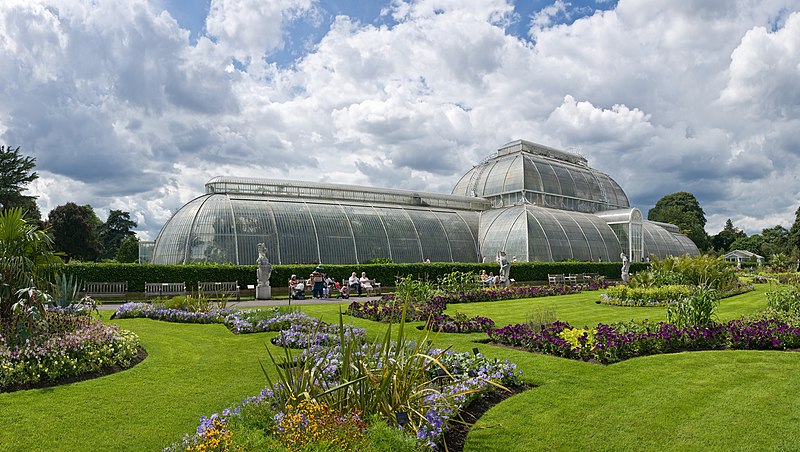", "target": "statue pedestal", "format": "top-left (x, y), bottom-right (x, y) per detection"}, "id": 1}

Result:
top-left (256, 285), bottom-right (272, 300)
